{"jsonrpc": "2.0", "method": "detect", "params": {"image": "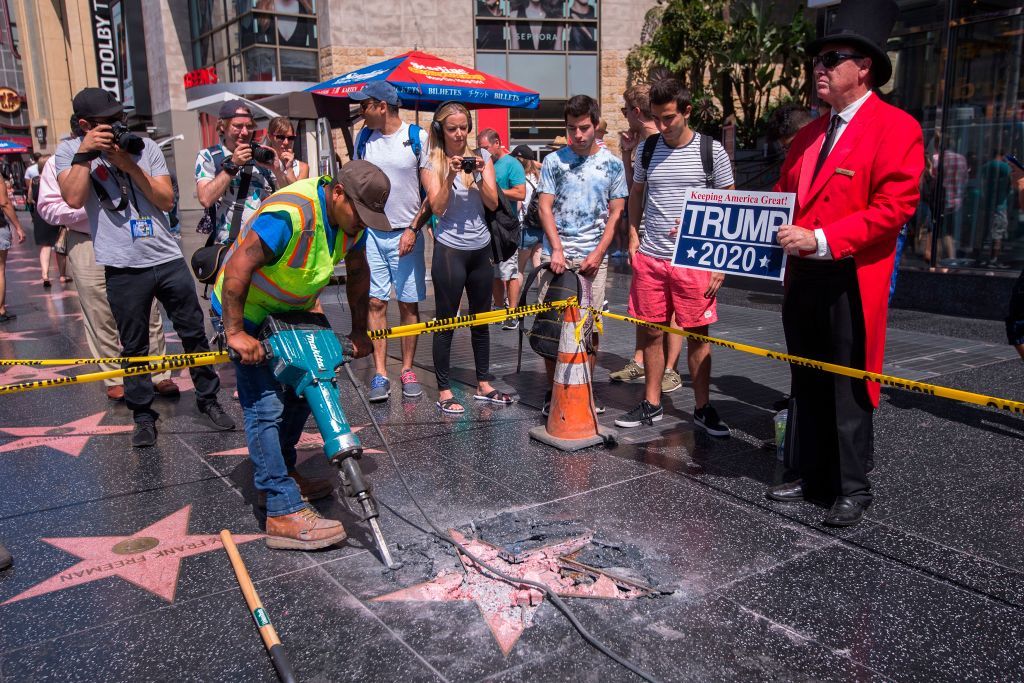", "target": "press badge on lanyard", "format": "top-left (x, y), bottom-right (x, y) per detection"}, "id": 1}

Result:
top-left (130, 217), bottom-right (154, 240)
